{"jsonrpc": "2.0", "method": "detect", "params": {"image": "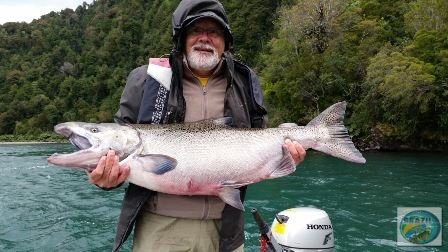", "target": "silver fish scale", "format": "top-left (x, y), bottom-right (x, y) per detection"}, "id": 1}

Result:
top-left (137, 126), bottom-right (290, 181)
